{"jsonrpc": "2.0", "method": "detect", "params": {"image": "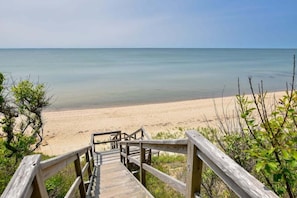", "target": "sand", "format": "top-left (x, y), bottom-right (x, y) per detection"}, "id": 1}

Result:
top-left (38, 91), bottom-right (284, 156)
